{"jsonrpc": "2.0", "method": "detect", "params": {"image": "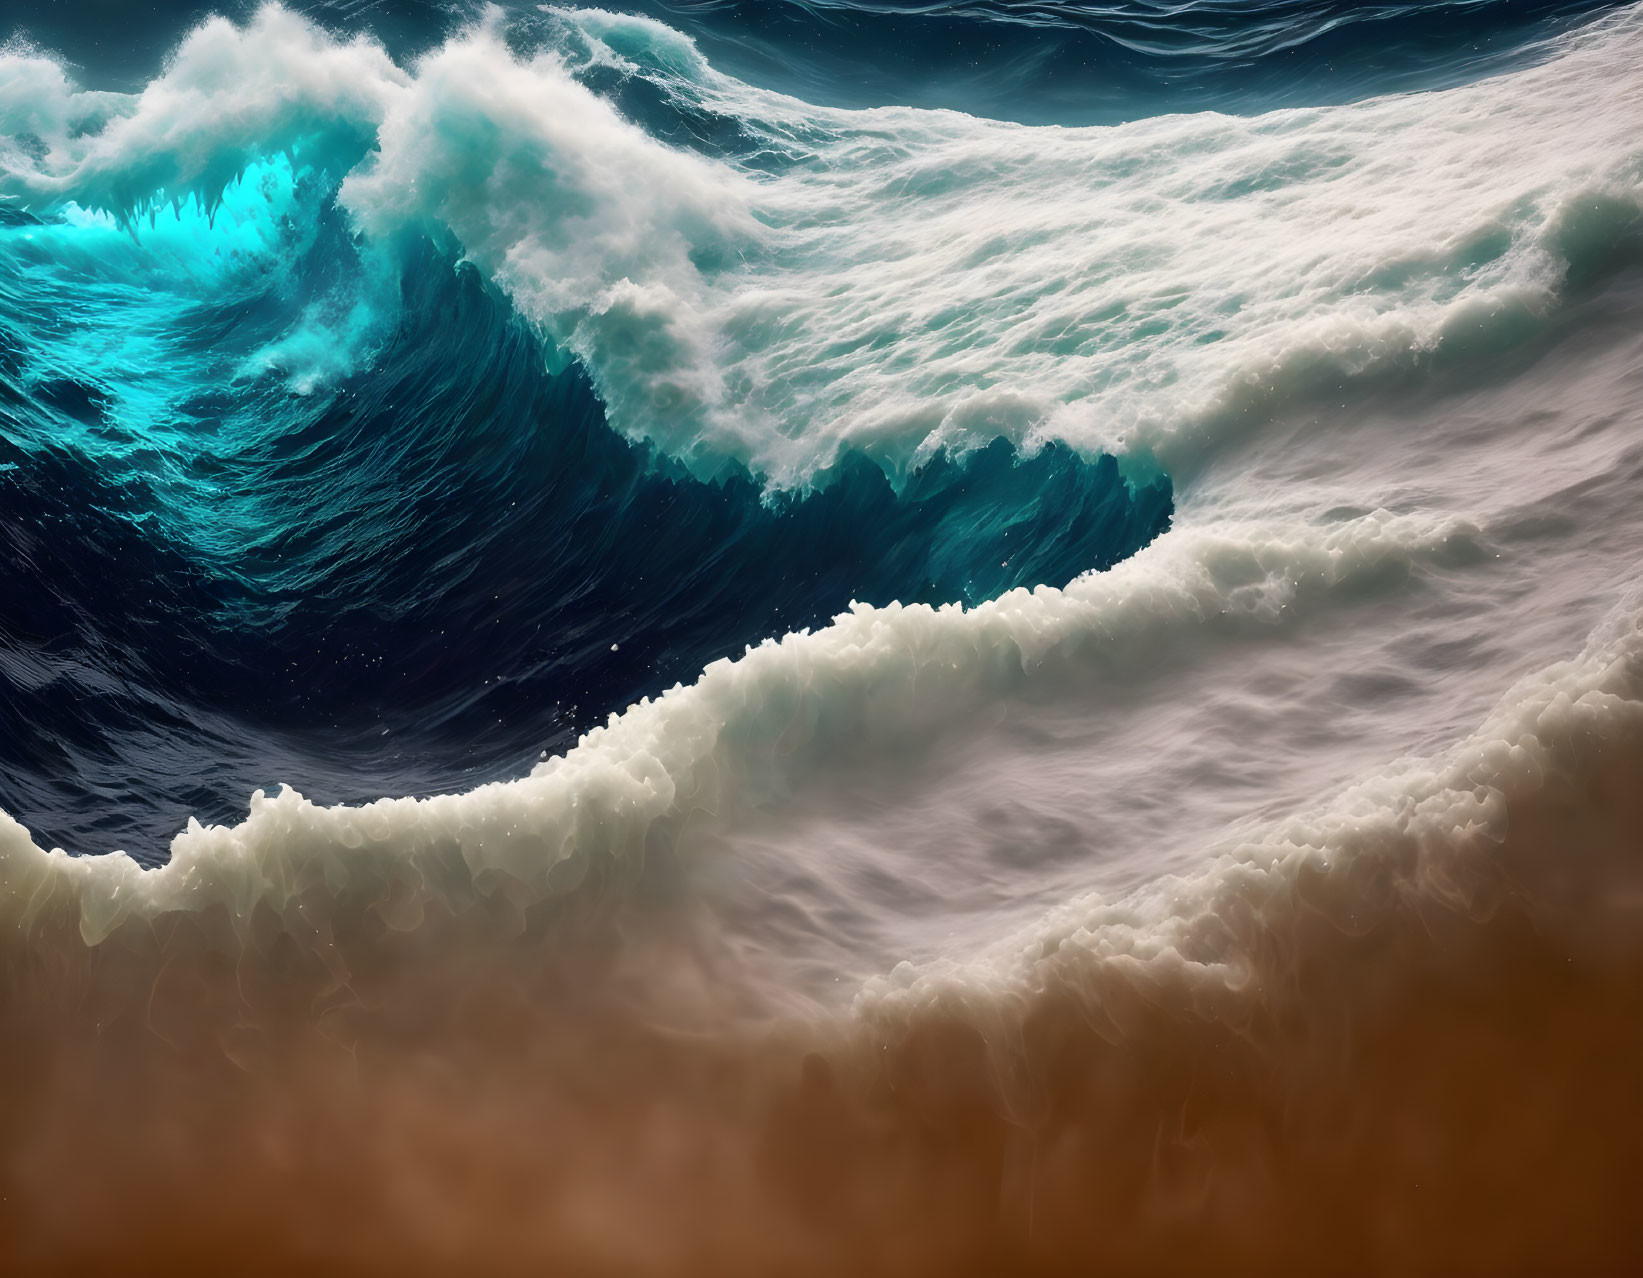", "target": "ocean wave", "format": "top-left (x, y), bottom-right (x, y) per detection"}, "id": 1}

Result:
top-left (4, 4), bottom-right (1643, 1272)
top-left (11, 0), bottom-right (1636, 855)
